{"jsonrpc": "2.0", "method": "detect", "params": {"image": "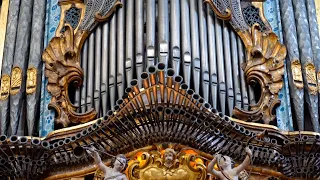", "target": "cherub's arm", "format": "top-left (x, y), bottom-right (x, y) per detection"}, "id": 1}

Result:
top-left (90, 150), bottom-right (110, 174)
top-left (234, 147), bottom-right (252, 174)
top-left (207, 156), bottom-right (221, 176)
